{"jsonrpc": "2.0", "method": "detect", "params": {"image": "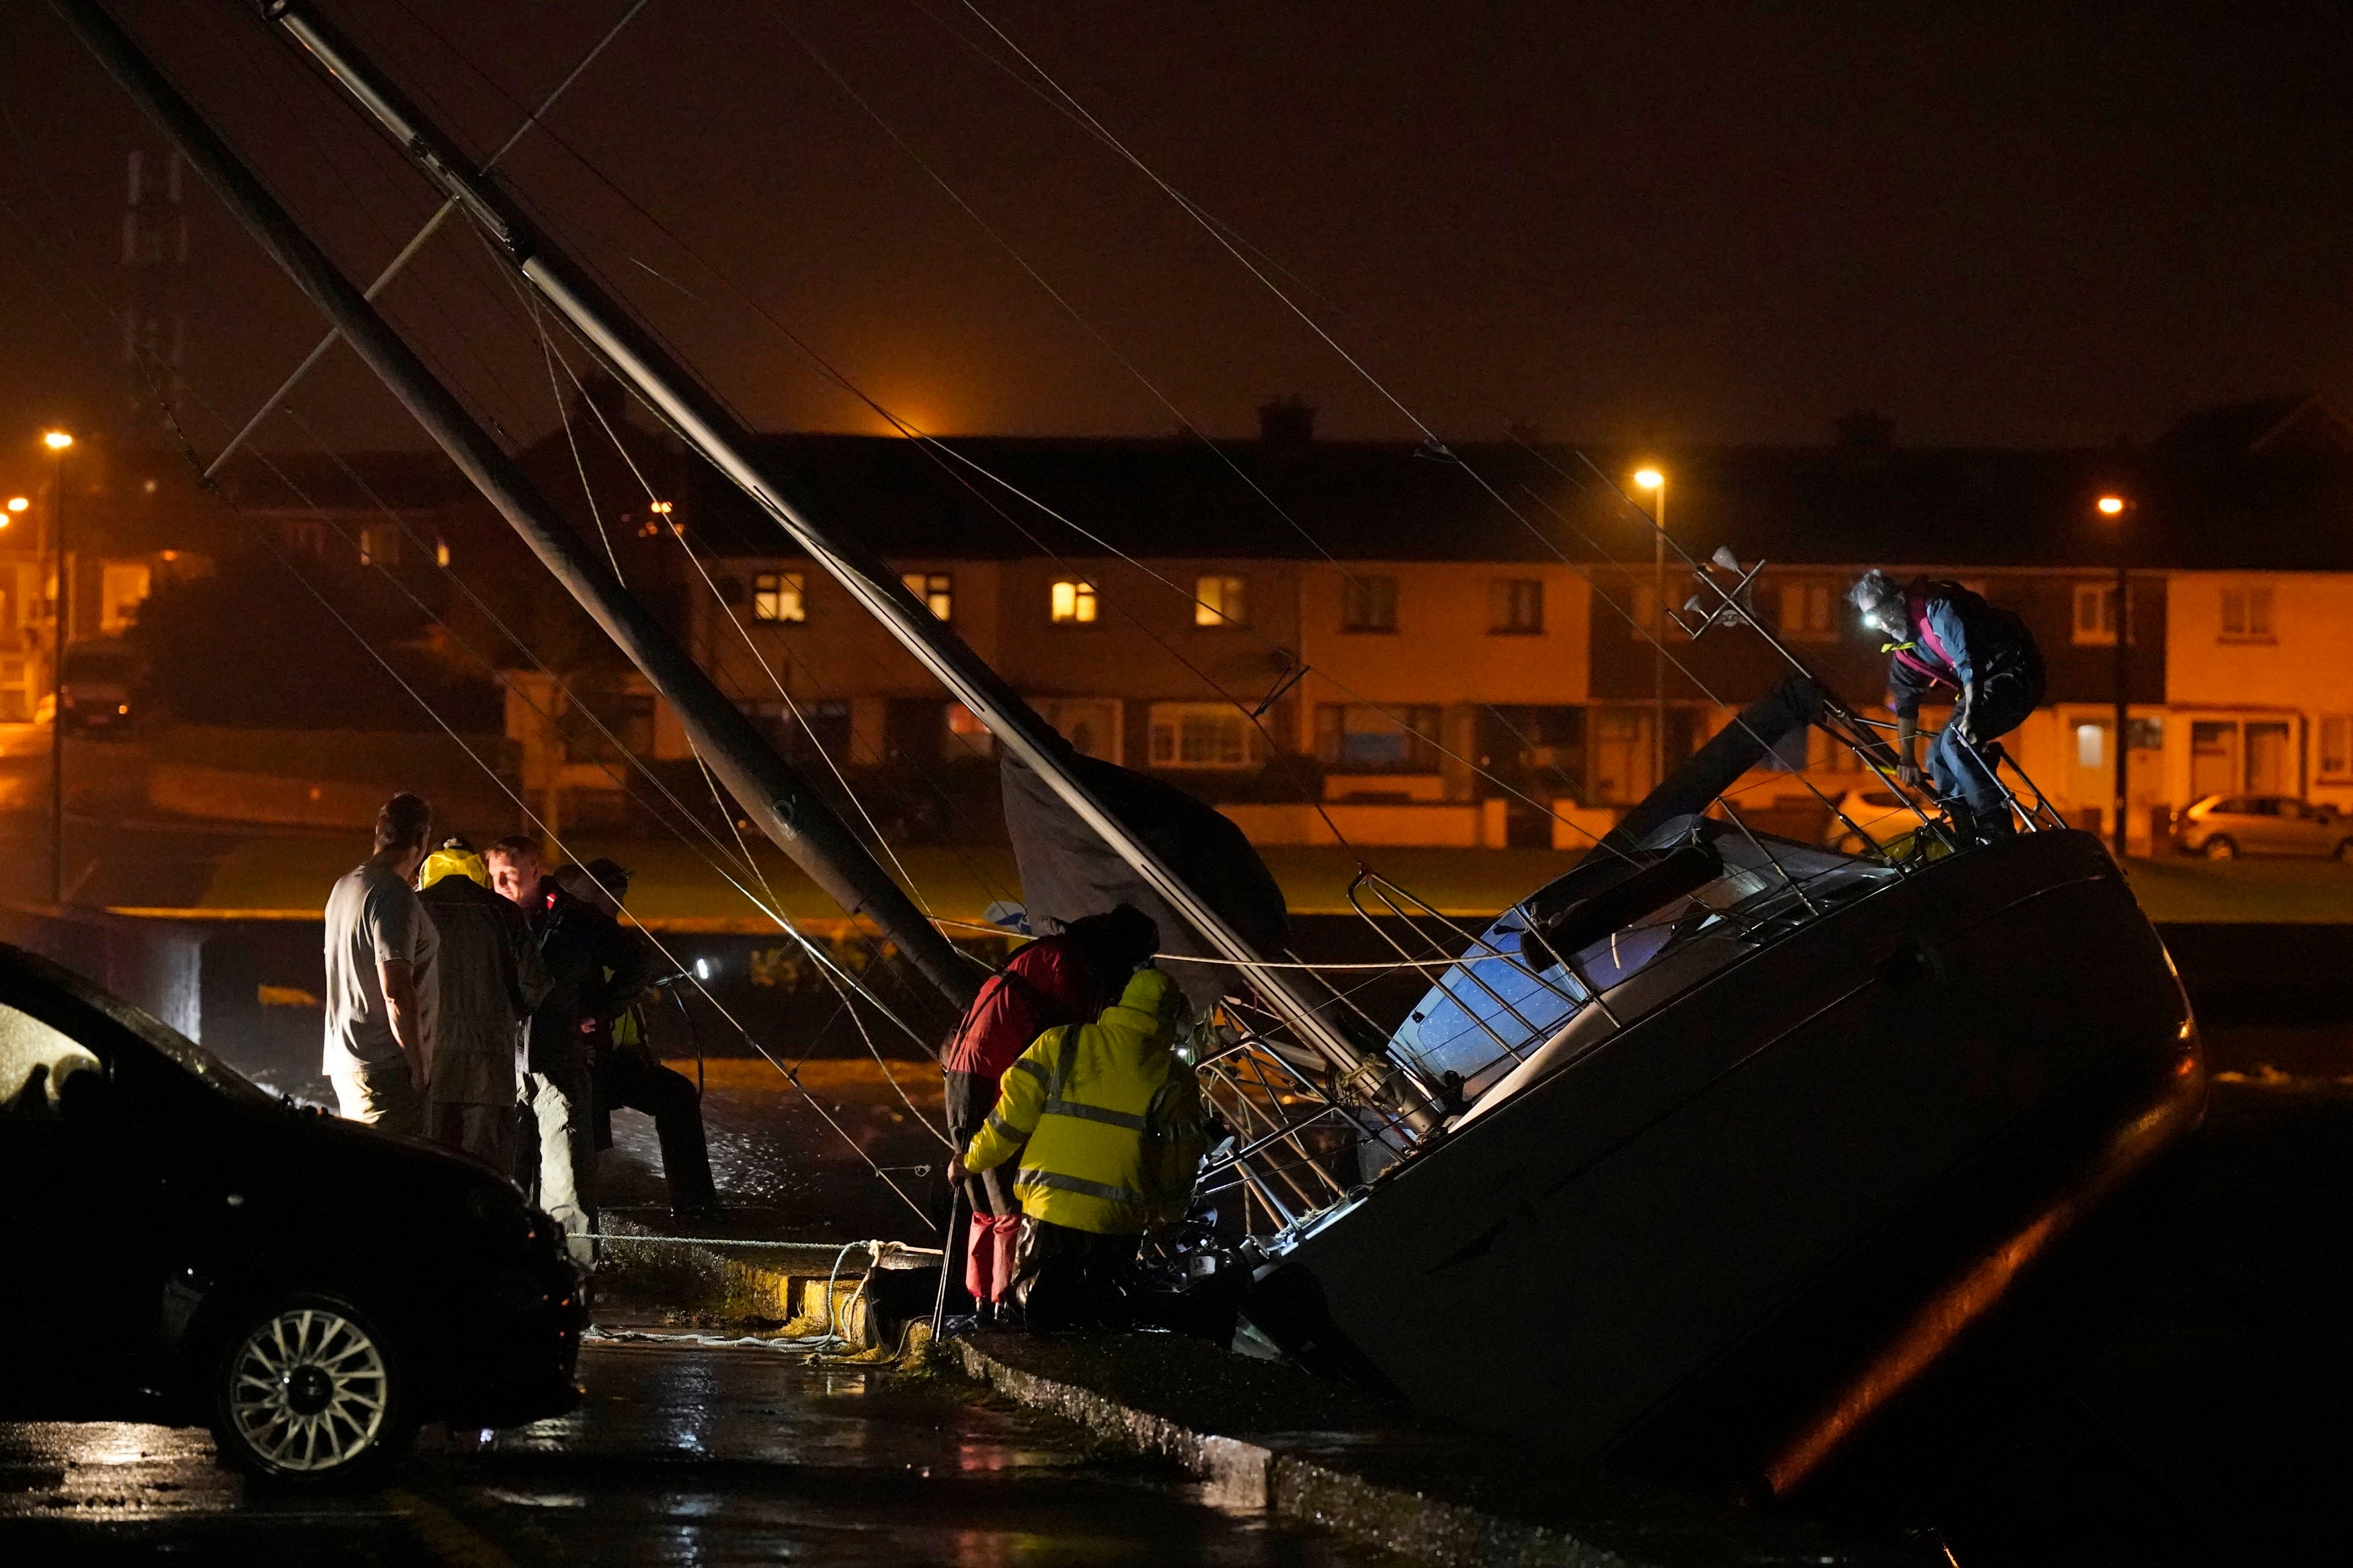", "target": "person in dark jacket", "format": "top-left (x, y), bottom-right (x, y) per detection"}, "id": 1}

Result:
top-left (940, 905), bottom-right (1158, 1326)
top-left (1851, 571), bottom-right (2047, 841)
top-left (562, 860), bottom-right (721, 1221)
top-left (492, 840), bottom-right (651, 1265)
top-left (417, 838), bottom-right (549, 1173)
